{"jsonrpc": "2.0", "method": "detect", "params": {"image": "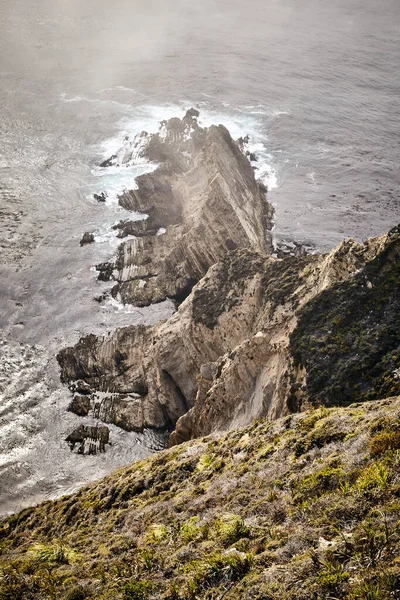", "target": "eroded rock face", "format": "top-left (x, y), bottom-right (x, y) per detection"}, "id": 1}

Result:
top-left (57, 226), bottom-right (400, 441)
top-left (290, 225), bottom-right (400, 407)
top-left (57, 111), bottom-right (400, 443)
top-left (97, 110), bottom-right (273, 307)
